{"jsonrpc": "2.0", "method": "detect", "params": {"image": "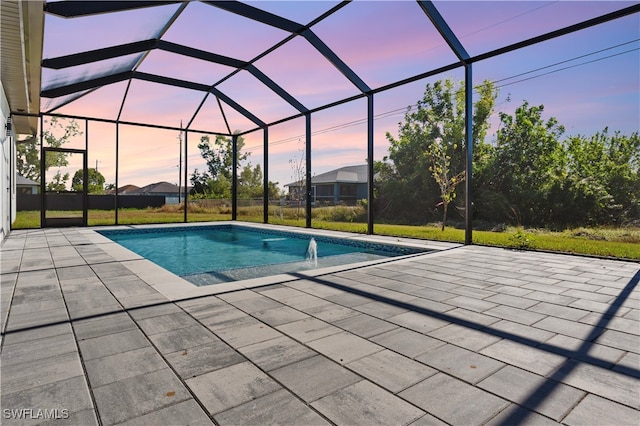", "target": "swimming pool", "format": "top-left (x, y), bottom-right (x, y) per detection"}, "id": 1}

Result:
top-left (98, 224), bottom-right (430, 286)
